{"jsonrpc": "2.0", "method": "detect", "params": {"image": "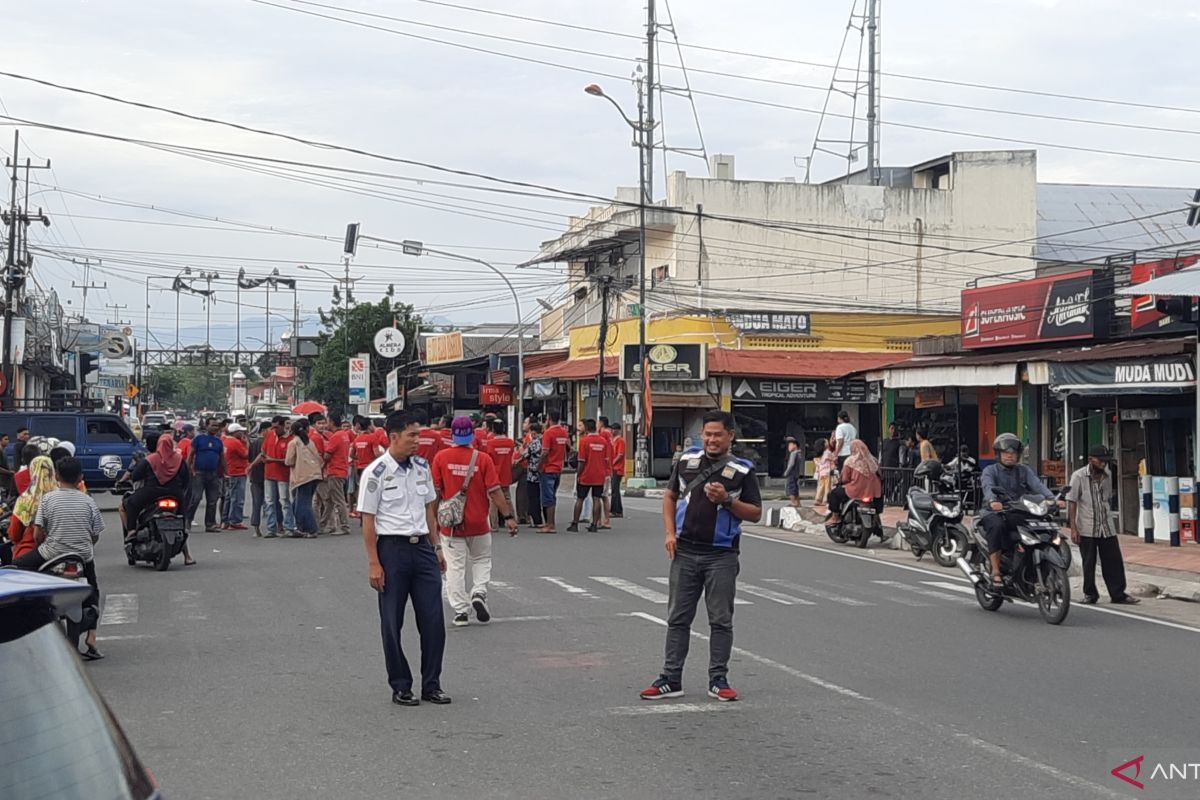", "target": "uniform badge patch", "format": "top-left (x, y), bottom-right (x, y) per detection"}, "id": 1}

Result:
top-left (372, 462), bottom-right (387, 477)
top-left (721, 465), bottom-right (737, 479)
top-left (366, 478), bottom-right (380, 493)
